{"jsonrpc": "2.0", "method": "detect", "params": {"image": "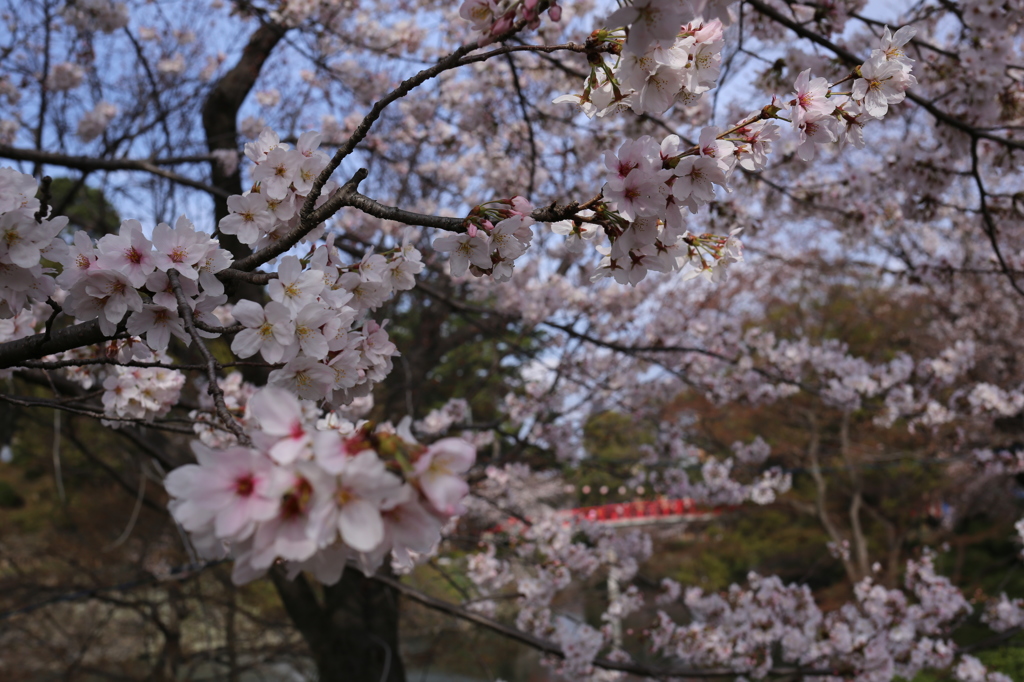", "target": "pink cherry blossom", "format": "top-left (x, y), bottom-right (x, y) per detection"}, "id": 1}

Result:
top-left (413, 437), bottom-right (476, 515)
